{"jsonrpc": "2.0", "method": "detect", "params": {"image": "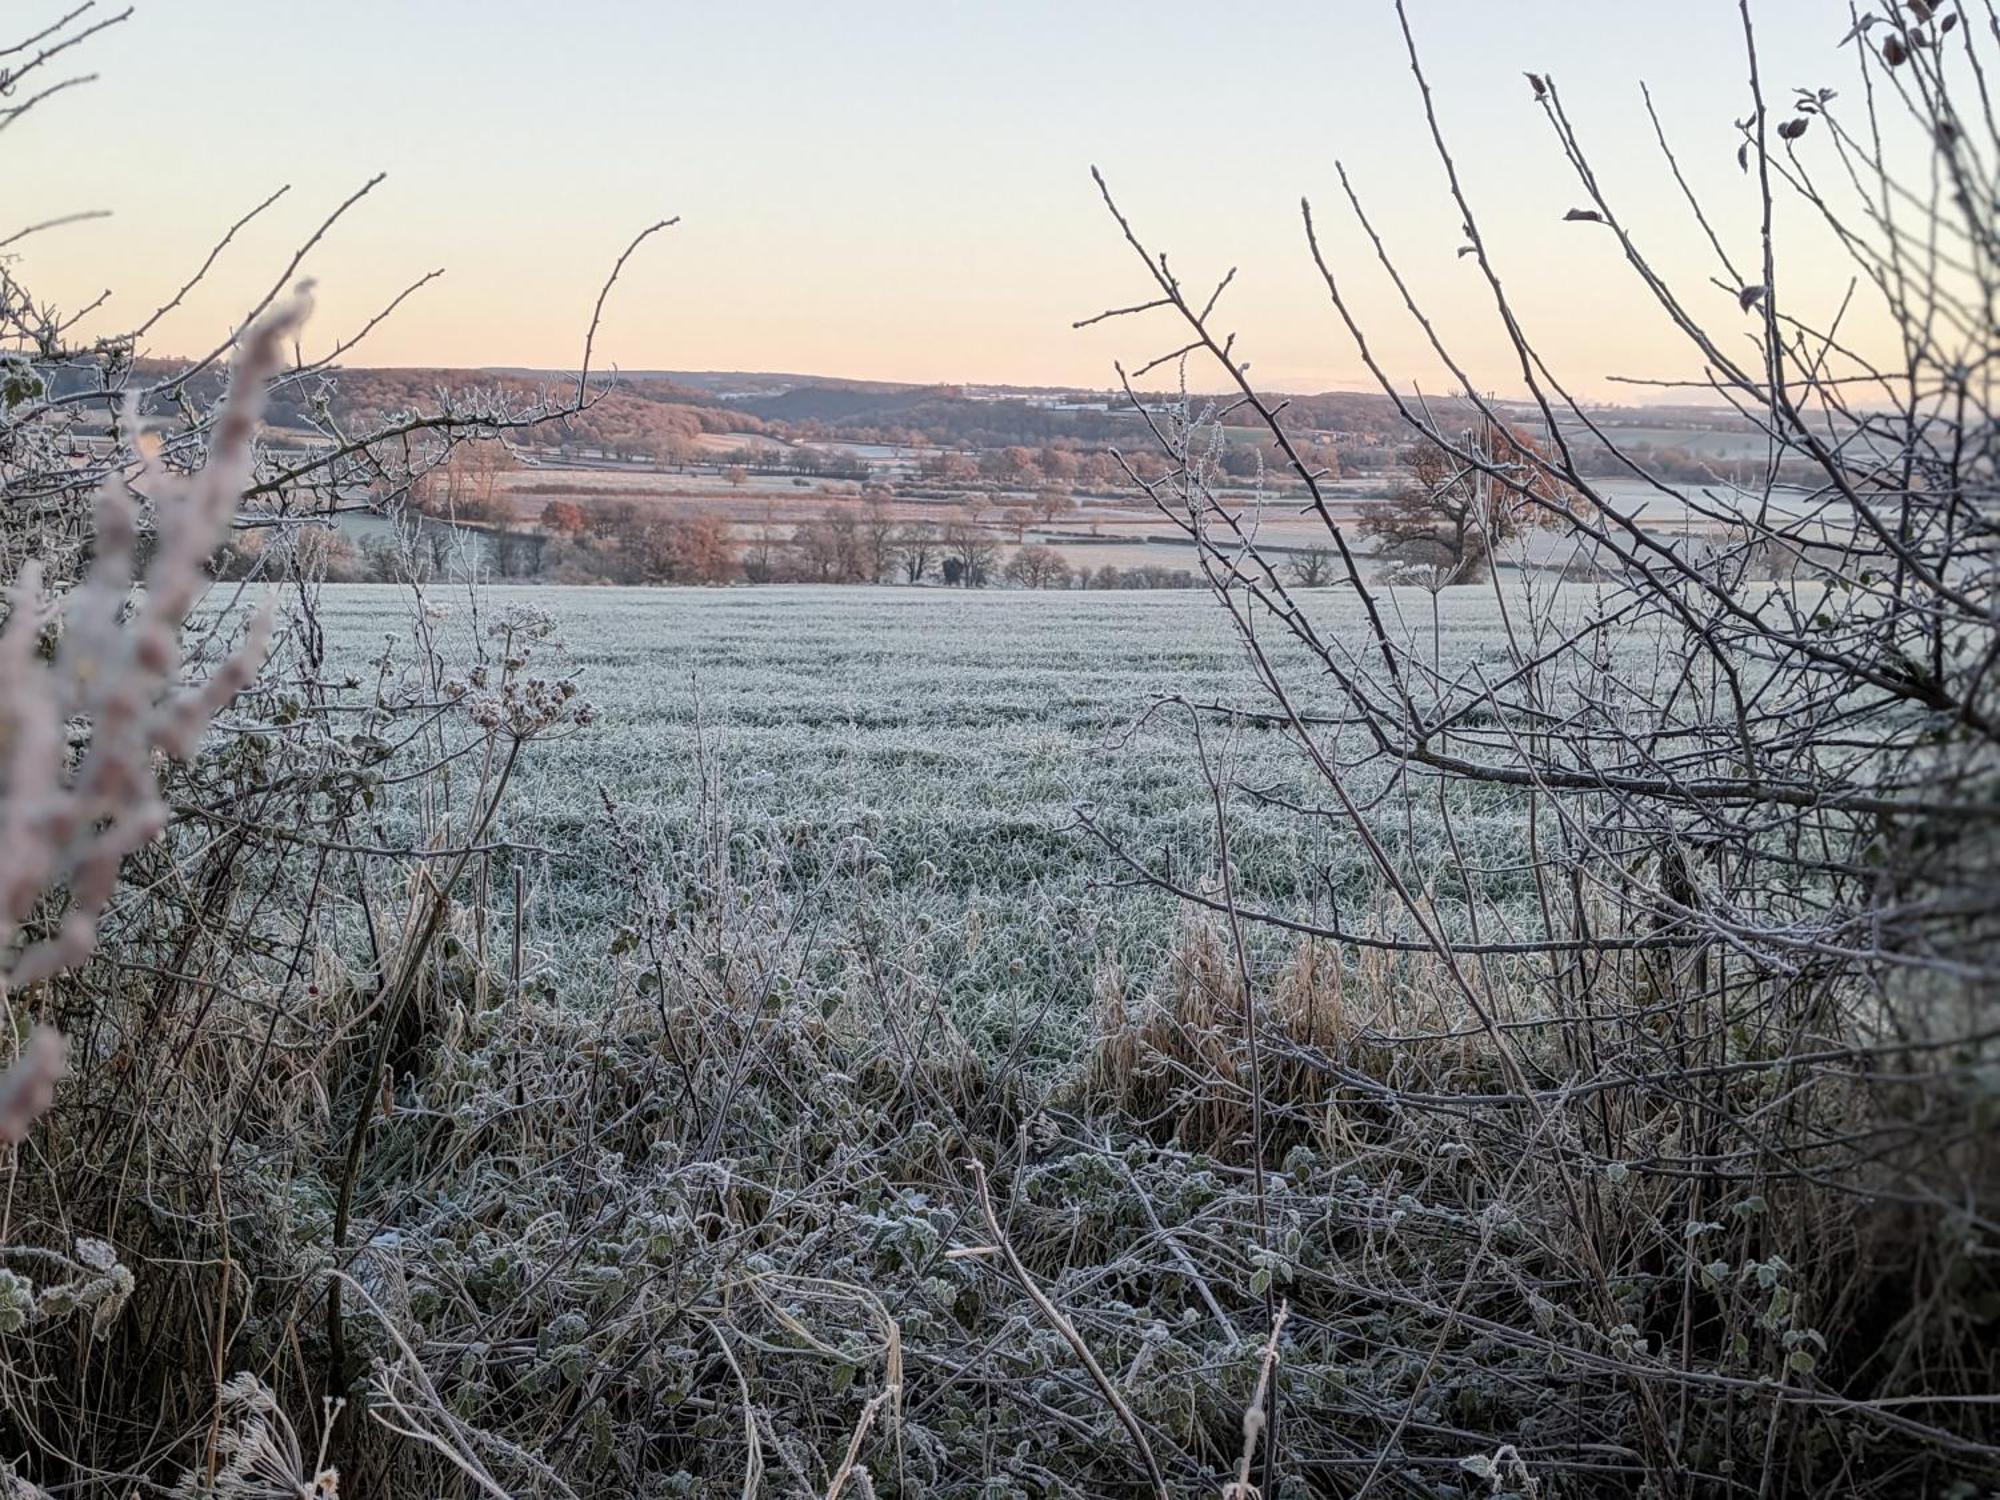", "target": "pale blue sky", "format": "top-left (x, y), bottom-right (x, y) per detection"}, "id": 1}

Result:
top-left (7, 1), bottom-right (1854, 395)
